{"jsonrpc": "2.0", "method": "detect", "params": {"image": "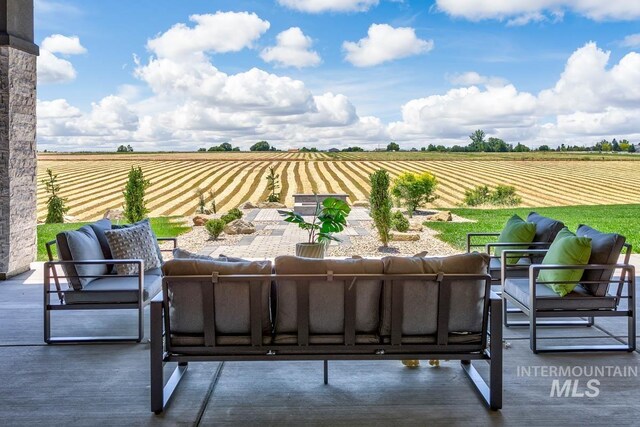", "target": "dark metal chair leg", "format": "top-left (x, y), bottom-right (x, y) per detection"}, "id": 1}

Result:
top-left (323, 360), bottom-right (328, 385)
top-left (150, 301), bottom-right (164, 414)
top-left (490, 297), bottom-right (503, 410)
